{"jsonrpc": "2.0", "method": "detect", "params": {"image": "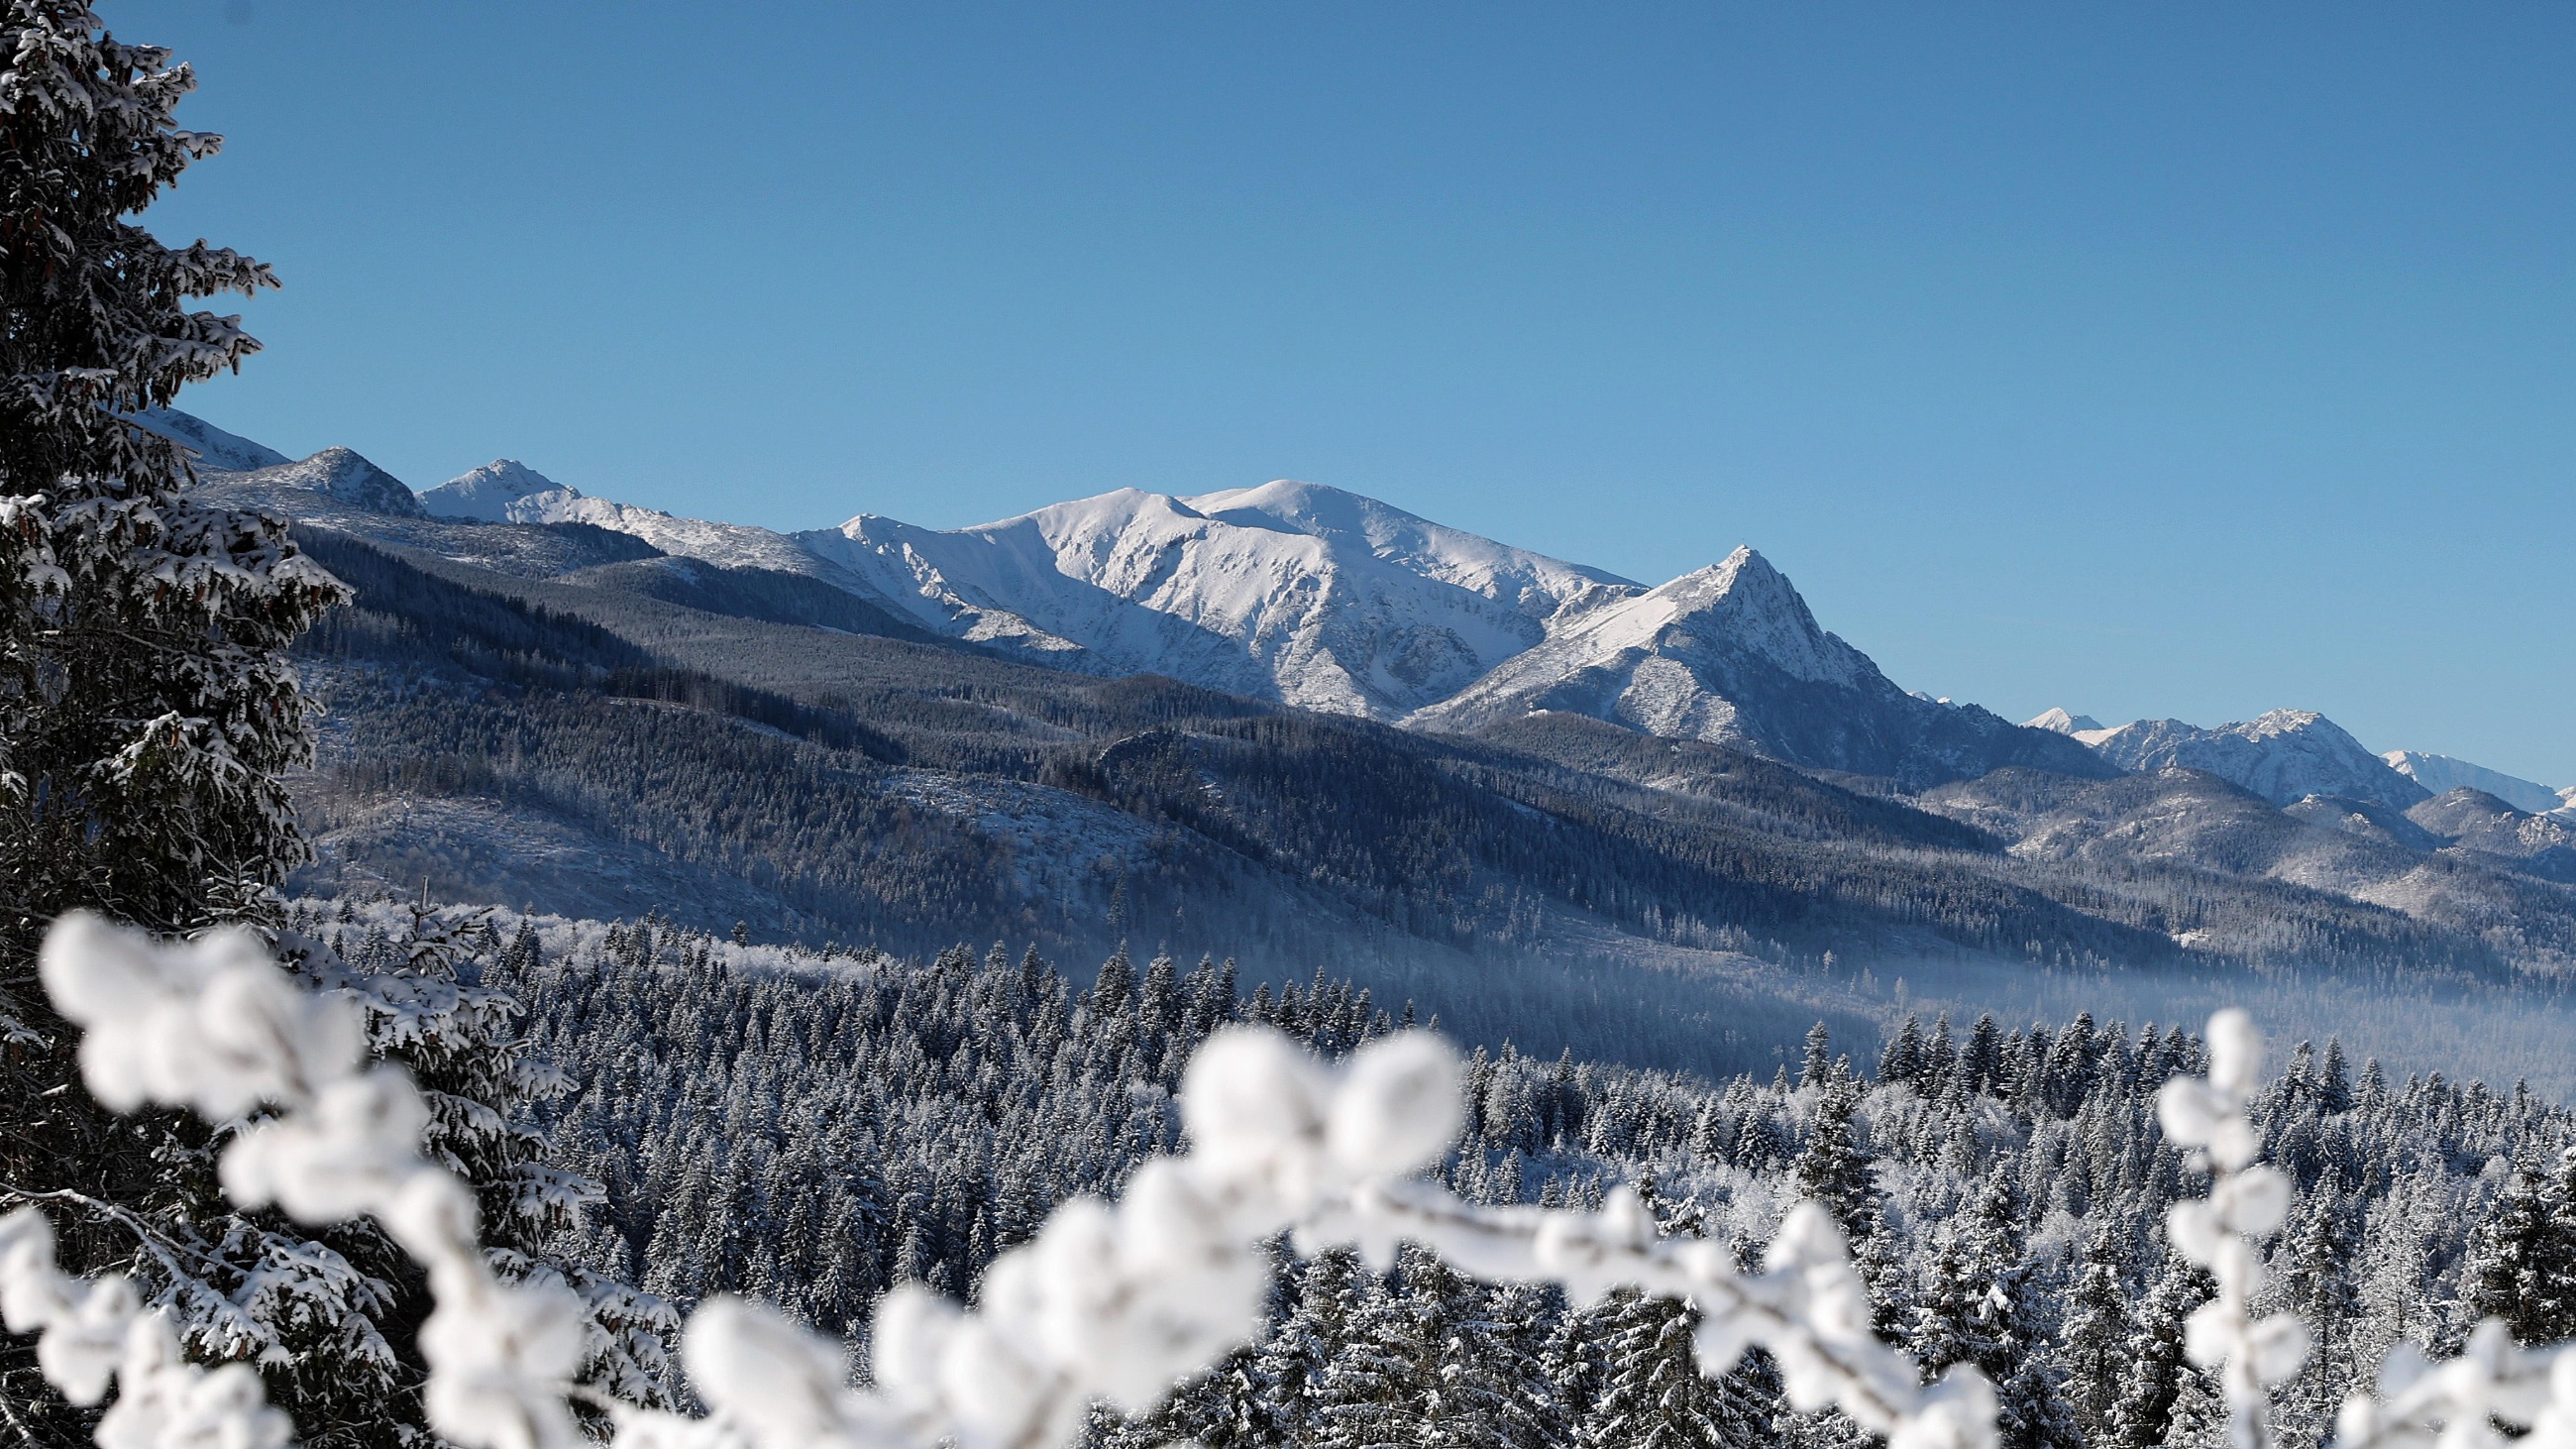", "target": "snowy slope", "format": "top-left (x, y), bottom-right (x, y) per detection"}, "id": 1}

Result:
top-left (2077, 711), bottom-right (2426, 809)
top-left (135, 407), bottom-right (292, 473)
top-left (418, 459), bottom-right (583, 522)
top-left (2382, 750), bottom-right (2566, 816)
top-left (1410, 547), bottom-right (2110, 786)
top-left (796, 481), bottom-right (1643, 713)
top-left (423, 460), bottom-right (864, 584)
top-left (219, 447), bottom-right (428, 518)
